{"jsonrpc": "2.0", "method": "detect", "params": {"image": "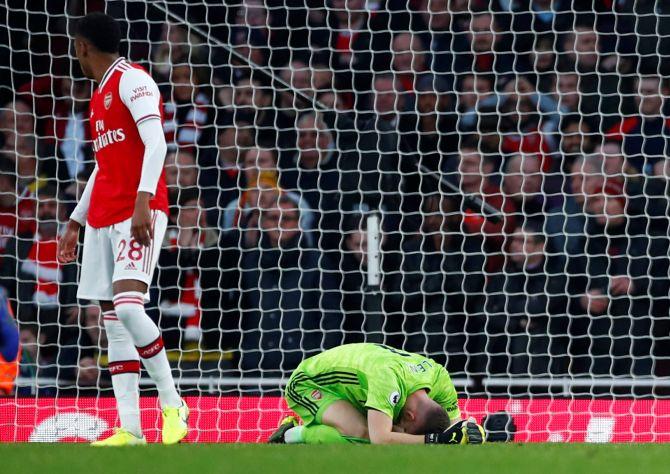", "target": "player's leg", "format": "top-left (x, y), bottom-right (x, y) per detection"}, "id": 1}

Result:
top-left (78, 224), bottom-right (145, 445)
top-left (101, 300), bottom-right (142, 438)
top-left (110, 211), bottom-right (187, 444)
top-left (279, 372), bottom-right (369, 444)
top-left (283, 401), bottom-right (370, 444)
